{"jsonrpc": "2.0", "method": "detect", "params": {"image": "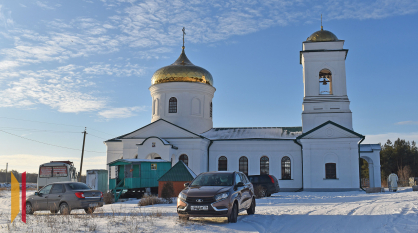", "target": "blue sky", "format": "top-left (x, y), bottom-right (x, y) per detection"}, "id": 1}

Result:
top-left (0, 0), bottom-right (417, 173)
